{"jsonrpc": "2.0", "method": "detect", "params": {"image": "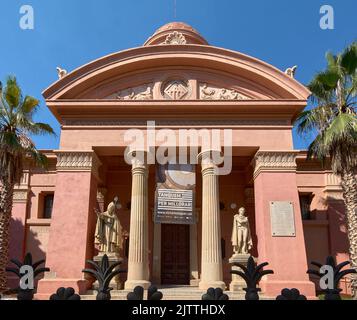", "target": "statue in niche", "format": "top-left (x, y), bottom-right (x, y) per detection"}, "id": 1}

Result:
top-left (201, 83), bottom-right (216, 100)
top-left (231, 207), bottom-right (253, 255)
top-left (94, 197), bottom-right (123, 255)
